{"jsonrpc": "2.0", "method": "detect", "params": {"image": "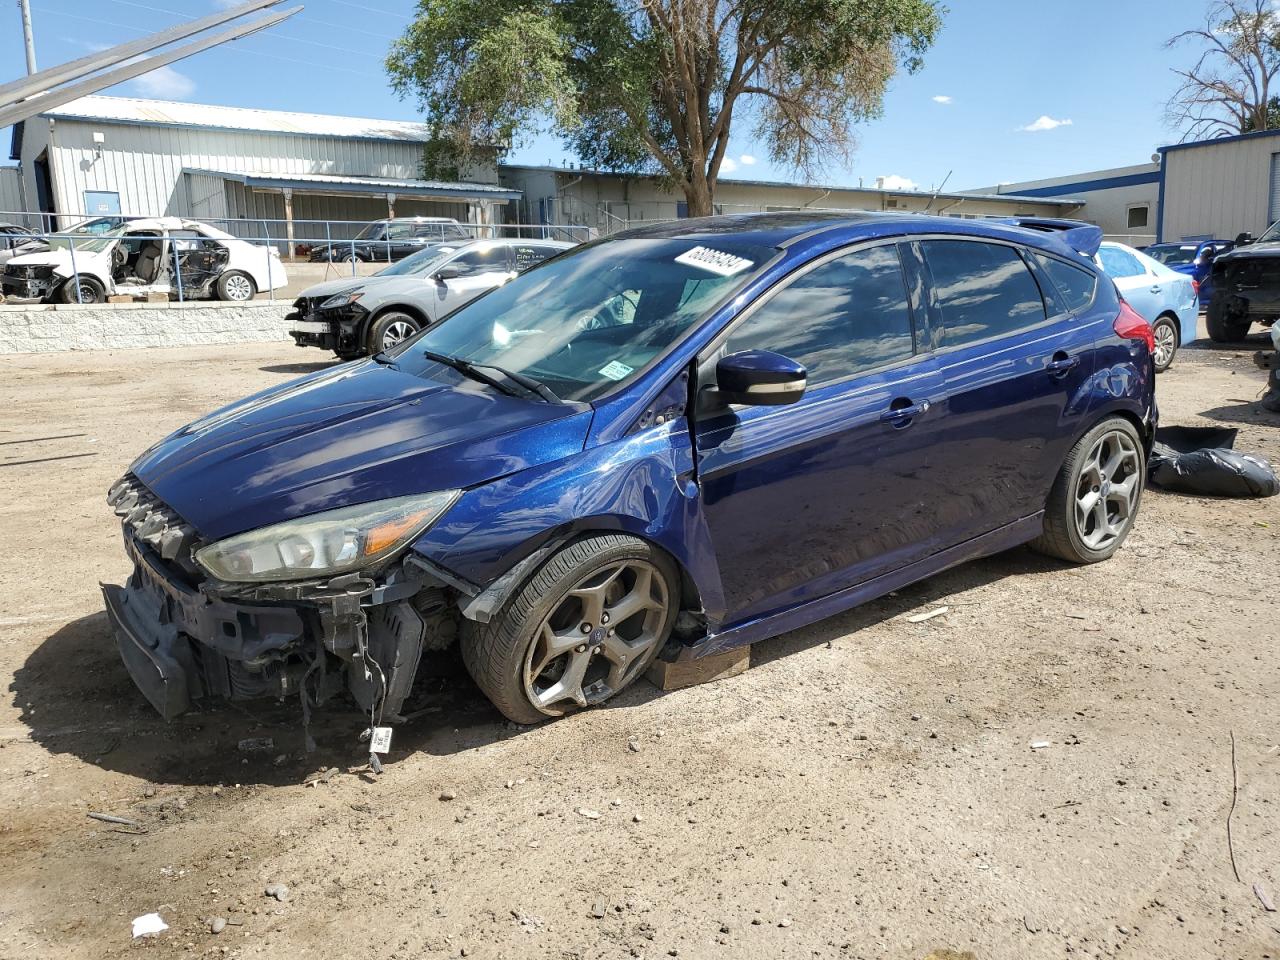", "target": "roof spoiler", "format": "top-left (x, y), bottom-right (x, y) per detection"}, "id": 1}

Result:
top-left (990, 217), bottom-right (1103, 258)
